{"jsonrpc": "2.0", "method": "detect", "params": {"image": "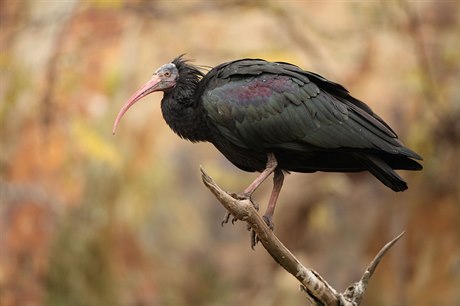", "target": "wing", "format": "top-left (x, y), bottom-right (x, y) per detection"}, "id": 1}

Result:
top-left (200, 59), bottom-right (421, 160)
